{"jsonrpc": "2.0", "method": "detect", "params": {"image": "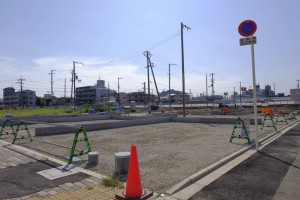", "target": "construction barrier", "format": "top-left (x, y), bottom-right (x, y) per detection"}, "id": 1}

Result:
top-left (67, 126), bottom-right (92, 164)
top-left (286, 110), bottom-right (297, 121)
top-left (220, 107), bottom-right (229, 115)
top-left (1, 120), bottom-right (92, 165)
top-left (261, 107), bottom-right (274, 118)
top-left (13, 121), bottom-right (32, 144)
top-left (261, 108), bottom-right (277, 131)
top-left (0, 119), bottom-right (15, 137)
top-left (230, 117), bottom-right (250, 144)
top-left (275, 111), bottom-right (288, 125)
